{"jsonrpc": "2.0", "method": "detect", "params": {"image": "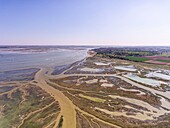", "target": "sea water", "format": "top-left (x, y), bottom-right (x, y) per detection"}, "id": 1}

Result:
top-left (0, 47), bottom-right (88, 72)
